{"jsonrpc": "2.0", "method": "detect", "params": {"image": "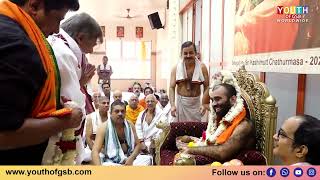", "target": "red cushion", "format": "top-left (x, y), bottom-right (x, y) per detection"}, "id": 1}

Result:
top-left (236, 150), bottom-right (267, 165)
top-left (160, 150), bottom-right (178, 165)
